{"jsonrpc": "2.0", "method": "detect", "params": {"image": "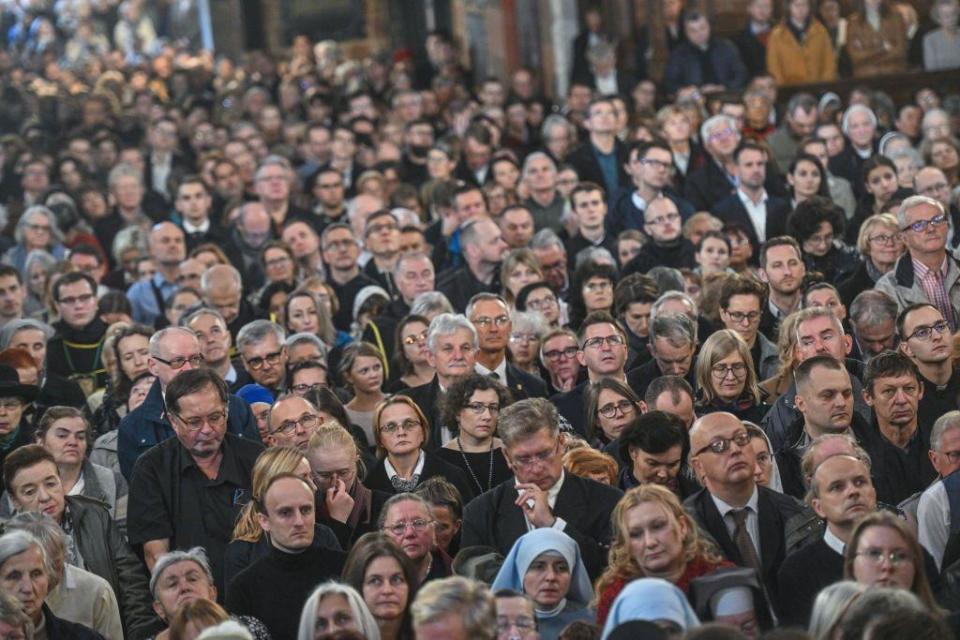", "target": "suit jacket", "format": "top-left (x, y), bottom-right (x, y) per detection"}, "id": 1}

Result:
top-left (505, 362), bottom-right (549, 401)
top-left (684, 486), bottom-right (804, 604)
top-left (684, 159), bottom-right (738, 213)
top-left (710, 192), bottom-right (791, 260)
top-left (461, 474), bottom-right (624, 580)
top-left (398, 377), bottom-right (445, 450)
top-left (565, 139), bottom-right (630, 197)
top-left (776, 537), bottom-right (842, 626)
top-left (436, 266), bottom-right (500, 314)
top-left (551, 381), bottom-right (591, 438)
top-left (664, 38), bottom-right (749, 94)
